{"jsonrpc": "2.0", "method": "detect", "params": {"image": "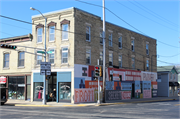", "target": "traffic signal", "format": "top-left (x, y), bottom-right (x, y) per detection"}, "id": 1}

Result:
top-left (95, 65), bottom-right (100, 77)
top-left (0, 44), bottom-right (17, 49)
top-left (99, 66), bottom-right (102, 77)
